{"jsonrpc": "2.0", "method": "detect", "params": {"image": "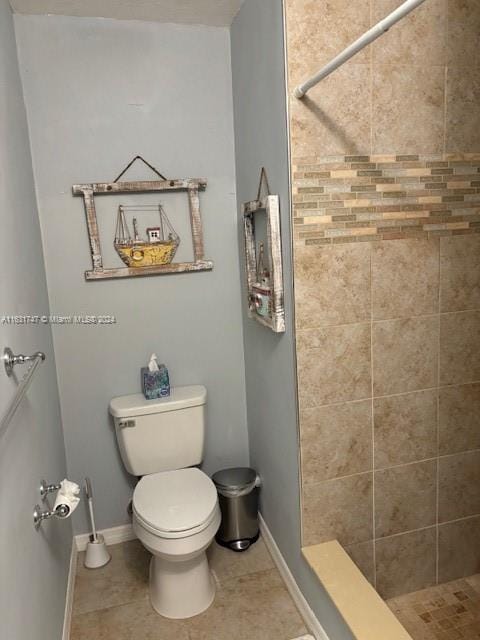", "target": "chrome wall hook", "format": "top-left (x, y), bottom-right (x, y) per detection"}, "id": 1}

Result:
top-left (3, 347), bottom-right (45, 377)
top-left (39, 479), bottom-right (61, 501)
top-left (33, 503), bottom-right (70, 529)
